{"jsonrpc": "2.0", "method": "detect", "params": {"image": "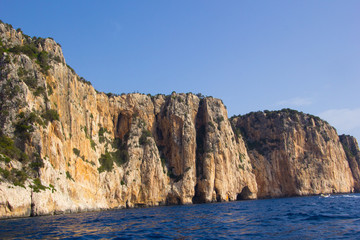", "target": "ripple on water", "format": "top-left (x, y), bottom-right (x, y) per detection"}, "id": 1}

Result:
top-left (1, 194), bottom-right (360, 239)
